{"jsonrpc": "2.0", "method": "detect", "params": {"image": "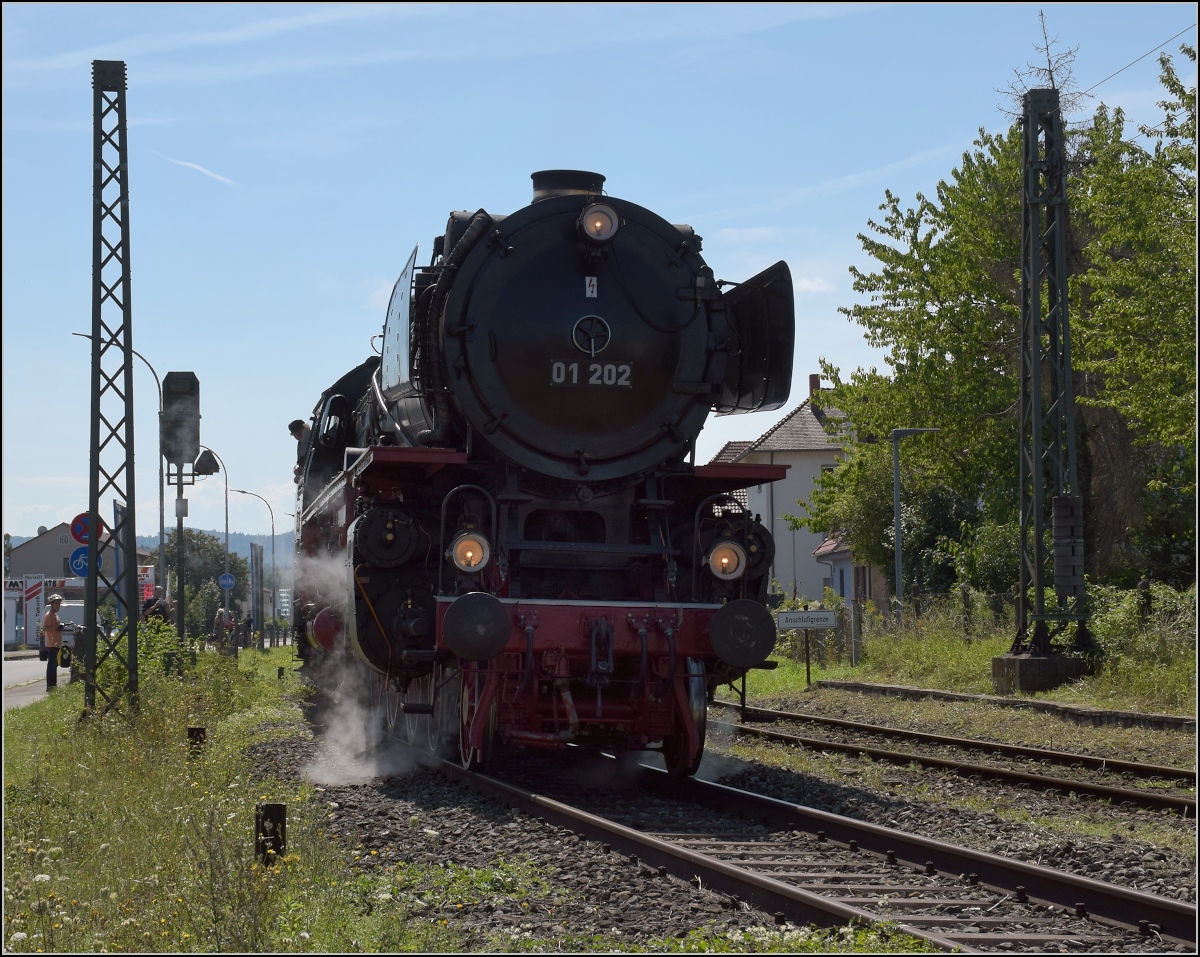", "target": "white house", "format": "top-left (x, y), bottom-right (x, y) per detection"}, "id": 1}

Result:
top-left (717, 374), bottom-right (847, 603)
